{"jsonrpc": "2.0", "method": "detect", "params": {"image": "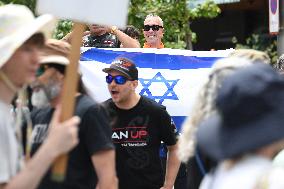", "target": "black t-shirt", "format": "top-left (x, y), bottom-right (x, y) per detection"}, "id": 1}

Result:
top-left (30, 95), bottom-right (114, 189)
top-left (103, 96), bottom-right (177, 189)
top-left (82, 33), bottom-right (120, 48)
